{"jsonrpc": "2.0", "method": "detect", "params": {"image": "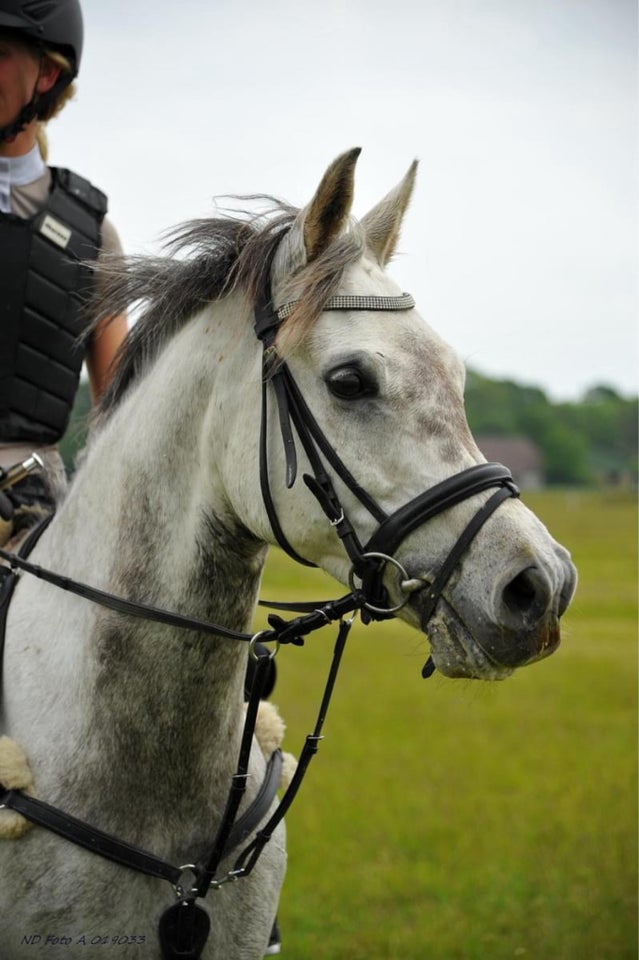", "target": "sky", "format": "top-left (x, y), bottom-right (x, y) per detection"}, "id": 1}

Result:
top-left (48, 0), bottom-right (637, 401)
